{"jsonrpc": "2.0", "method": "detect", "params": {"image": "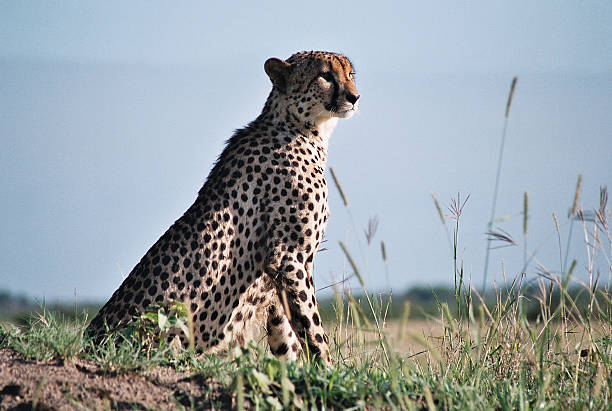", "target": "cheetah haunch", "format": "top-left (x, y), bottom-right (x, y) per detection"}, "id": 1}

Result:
top-left (87, 51), bottom-right (360, 364)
